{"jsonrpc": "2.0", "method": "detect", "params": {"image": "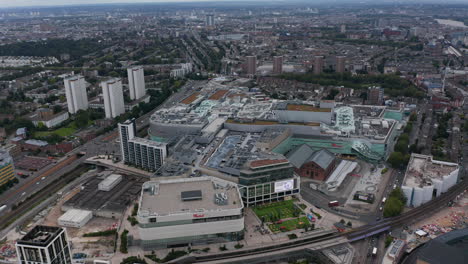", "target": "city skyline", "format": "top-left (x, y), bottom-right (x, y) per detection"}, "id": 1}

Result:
top-left (1, 0), bottom-right (468, 8)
